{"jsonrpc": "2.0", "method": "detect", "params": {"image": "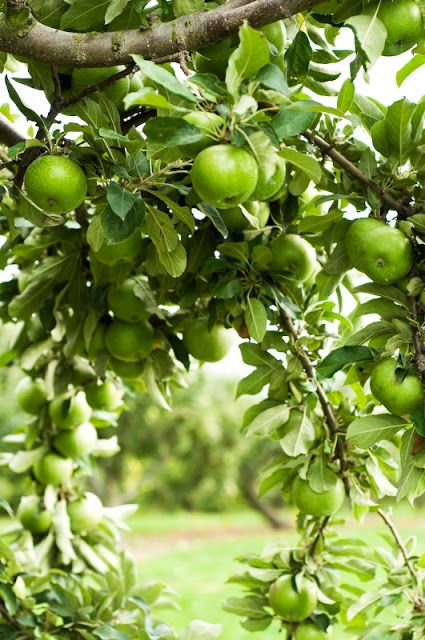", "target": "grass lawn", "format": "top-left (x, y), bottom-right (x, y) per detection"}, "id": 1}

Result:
top-left (130, 506), bottom-right (423, 640)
